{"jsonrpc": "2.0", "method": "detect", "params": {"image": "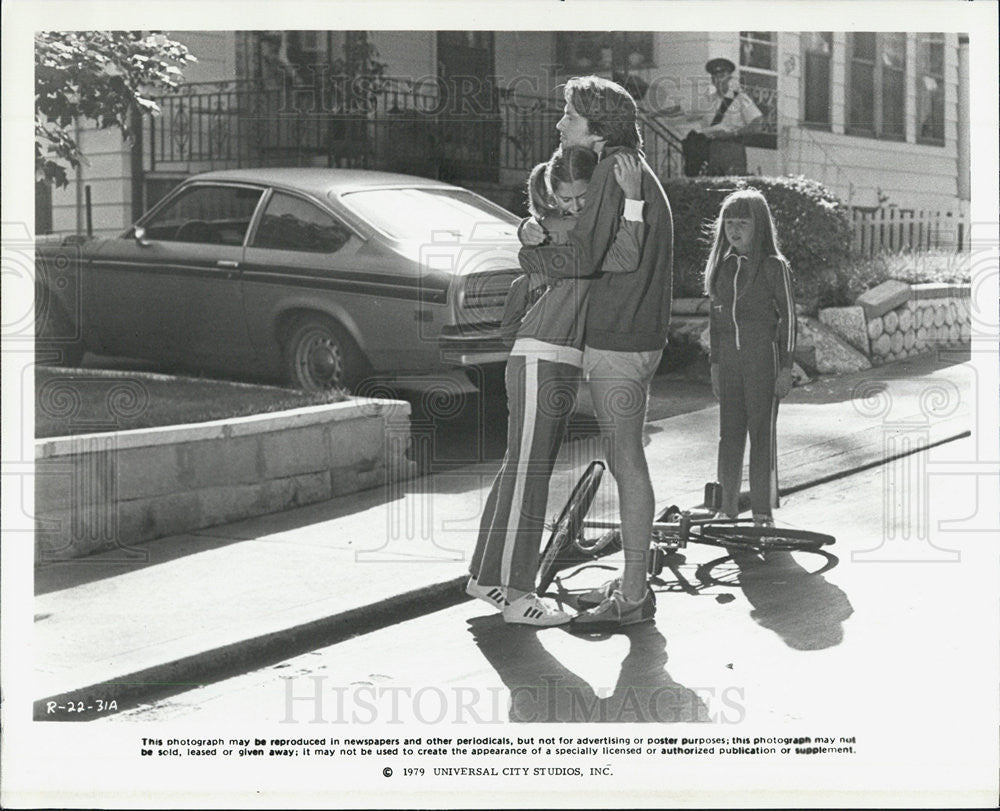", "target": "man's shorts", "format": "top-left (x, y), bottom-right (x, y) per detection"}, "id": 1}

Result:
top-left (583, 346), bottom-right (663, 387)
top-left (582, 346), bottom-right (664, 420)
